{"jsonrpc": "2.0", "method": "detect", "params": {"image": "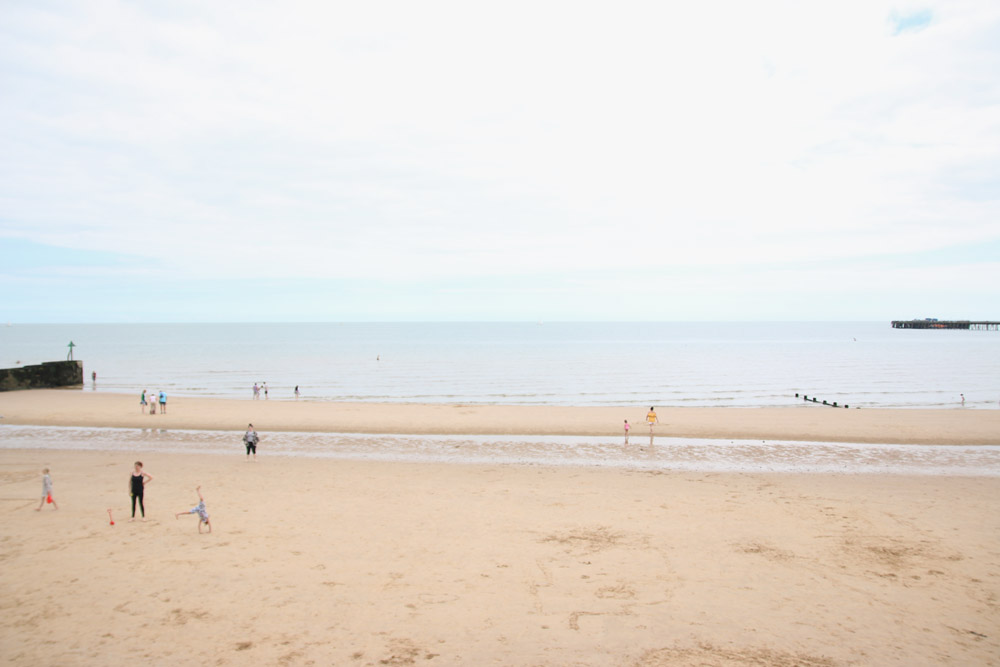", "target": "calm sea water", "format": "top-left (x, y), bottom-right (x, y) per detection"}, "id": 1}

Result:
top-left (1, 322), bottom-right (998, 408)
